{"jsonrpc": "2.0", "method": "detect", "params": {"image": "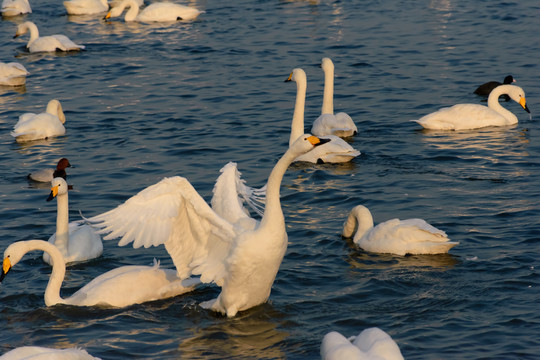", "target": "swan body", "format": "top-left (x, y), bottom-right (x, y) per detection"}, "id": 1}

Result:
top-left (321, 328), bottom-right (404, 360)
top-left (105, 0), bottom-right (203, 22)
top-left (1, 240), bottom-right (200, 307)
top-left (28, 158), bottom-right (71, 182)
top-left (64, 0), bottom-right (108, 15)
top-left (14, 22), bottom-right (85, 53)
top-left (413, 84), bottom-right (530, 130)
top-left (474, 75), bottom-right (515, 97)
top-left (0, 62), bottom-right (29, 86)
top-left (286, 68), bottom-right (360, 163)
top-left (89, 134), bottom-right (329, 317)
top-left (311, 58), bottom-right (357, 138)
top-left (11, 99), bottom-right (66, 142)
top-left (1, 0), bottom-right (31, 16)
top-left (0, 346), bottom-right (100, 360)
top-left (42, 177), bottom-right (103, 265)
top-left (342, 205), bottom-right (458, 255)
